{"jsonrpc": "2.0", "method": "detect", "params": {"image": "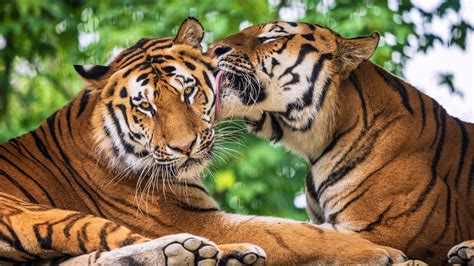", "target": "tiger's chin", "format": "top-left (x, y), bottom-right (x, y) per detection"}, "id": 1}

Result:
top-left (175, 157), bottom-right (210, 181)
top-left (134, 156), bottom-right (211, 182)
